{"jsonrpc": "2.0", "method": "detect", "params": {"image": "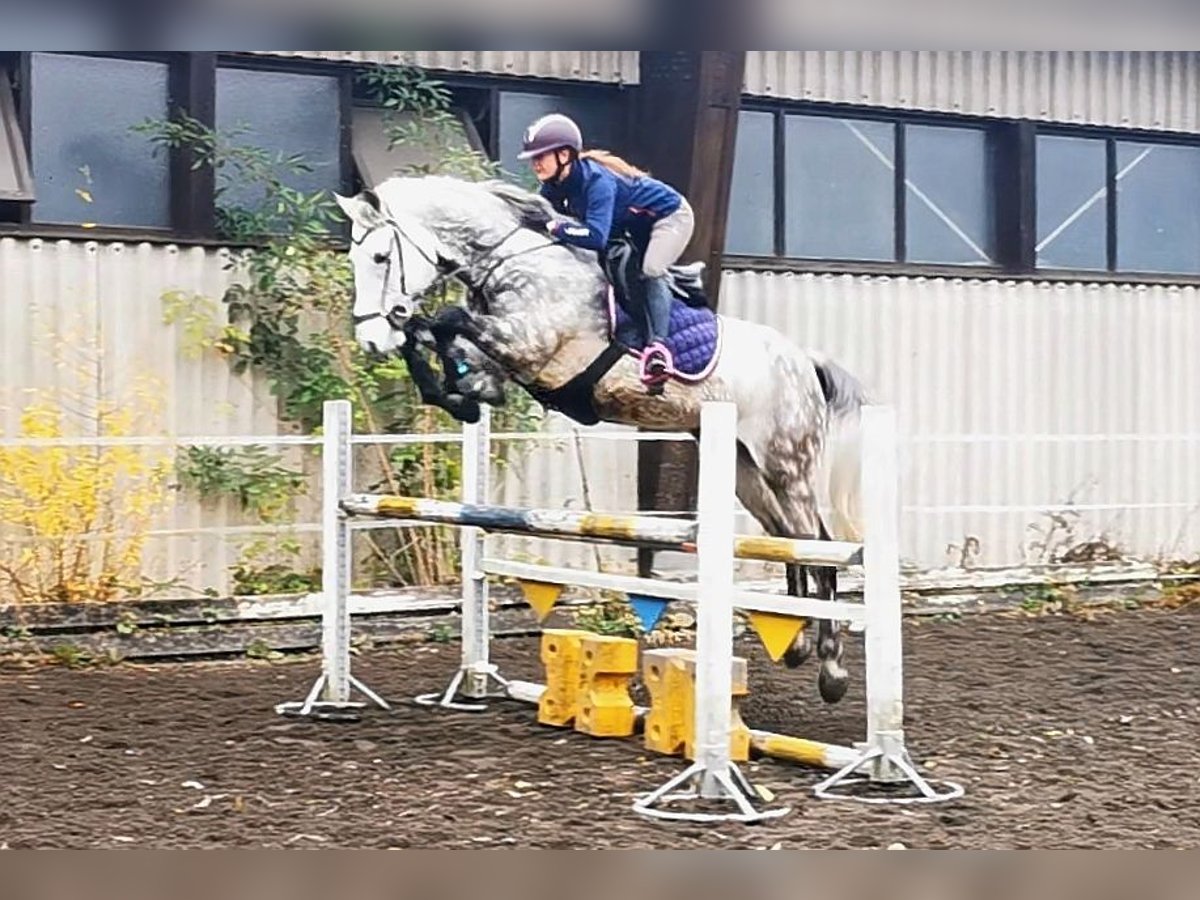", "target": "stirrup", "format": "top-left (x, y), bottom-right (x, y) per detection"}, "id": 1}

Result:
top-left (639, 342), bottom-right (672, 391)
